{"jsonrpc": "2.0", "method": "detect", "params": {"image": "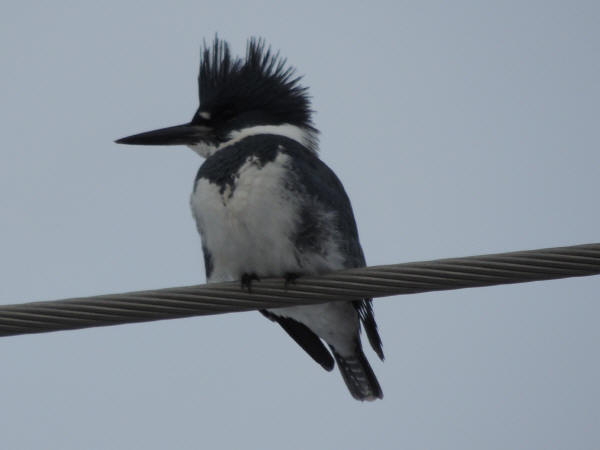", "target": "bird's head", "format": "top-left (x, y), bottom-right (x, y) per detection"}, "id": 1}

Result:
top-left (116, 37), bottom-right (318, 157)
